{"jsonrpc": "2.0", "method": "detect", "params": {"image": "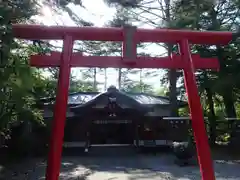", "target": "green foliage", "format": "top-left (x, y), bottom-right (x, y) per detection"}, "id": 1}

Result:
top-left (0, 1), bottom-right (44, 144)
top-left (235, 103), bottom-right (240, 118)
top-left (178, 107), bottom-right (189, 117)
top-left (58, 0), bottom-right (83, 7)
top-left (154, 87), bottom-right (168, 96)
top-left (104, 0), bottom-right (239, 144)
top-left (170, 0), bottom-right (240, 144)
top-left (104, 0), bottom-right (142, 8)
top-left (122, 80), bottom-right (154, 93)
top-left (70, 78), bottom-right (98, 92)
top-left (1, 0), bottom-right (238, 151)
top-left (0, 43), bottom-right (45, 136)
top-left (179, 0), bottom-right (239, 117)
